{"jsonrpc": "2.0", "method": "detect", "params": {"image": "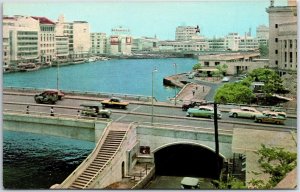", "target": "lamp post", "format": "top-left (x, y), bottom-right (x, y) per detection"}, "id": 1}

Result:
top-left (173, 63), bottom-right (177, 105)
top-left (151, 67), bottom-right (158, 124)
top-left (56, 62), bottom-right (59, 90)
